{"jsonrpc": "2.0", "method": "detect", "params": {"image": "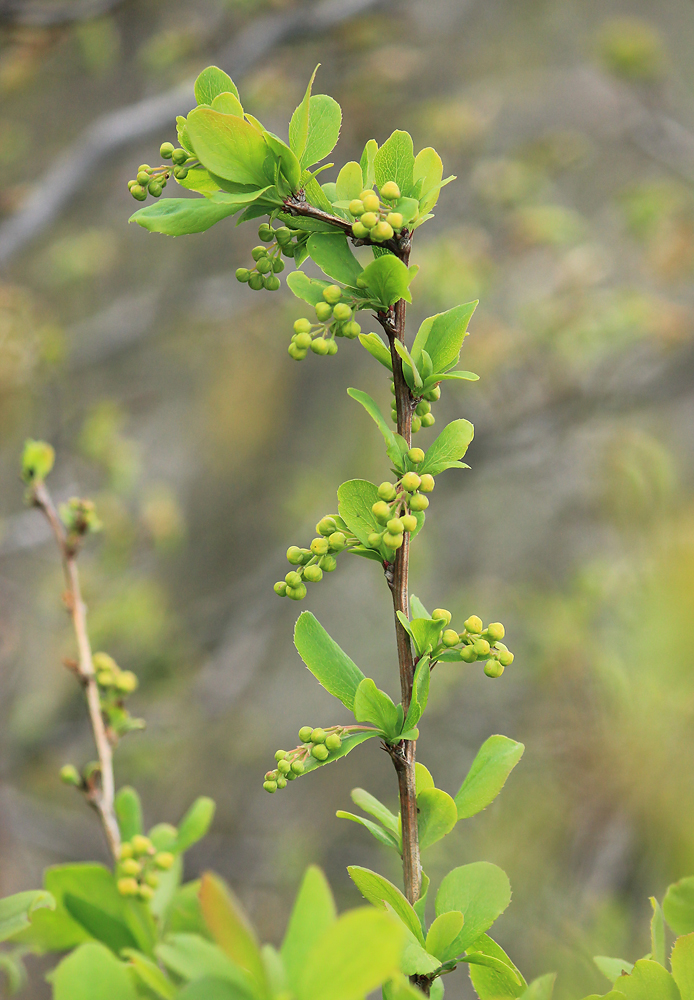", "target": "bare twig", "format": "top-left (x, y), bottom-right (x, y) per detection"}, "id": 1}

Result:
top-left (31, 481), bottom-right (120, 861)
